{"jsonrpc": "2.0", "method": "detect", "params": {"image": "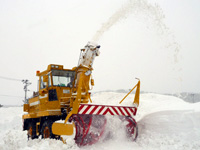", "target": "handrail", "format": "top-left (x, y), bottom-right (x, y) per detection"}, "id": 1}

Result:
top-left (119, 79), bottom-right (140, 106)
